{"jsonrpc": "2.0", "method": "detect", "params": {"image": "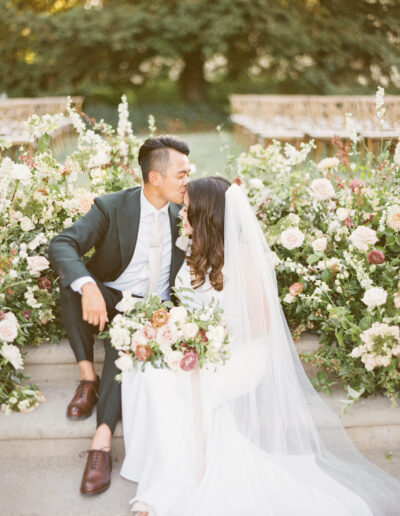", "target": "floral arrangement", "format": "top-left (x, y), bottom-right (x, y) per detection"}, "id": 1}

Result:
top-left (100, 292), bottom-right (232, 379)
top-left (0, 96), bottom-right (144, 413)
top-left (236, 87), bottom-right (400, 406)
